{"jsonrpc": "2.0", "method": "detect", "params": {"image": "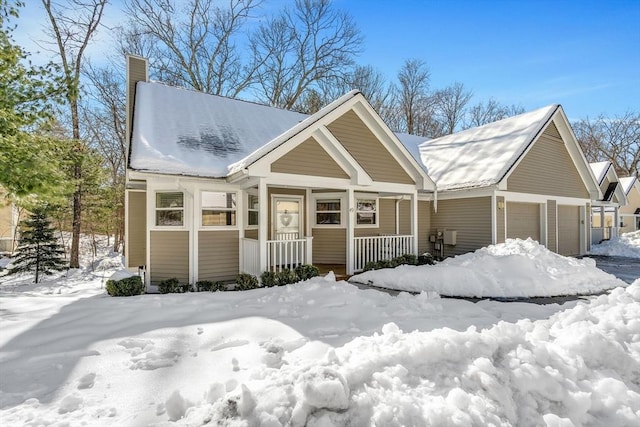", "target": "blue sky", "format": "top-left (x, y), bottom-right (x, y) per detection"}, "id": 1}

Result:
top-left (13, 0), bottom-right (640, 121)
